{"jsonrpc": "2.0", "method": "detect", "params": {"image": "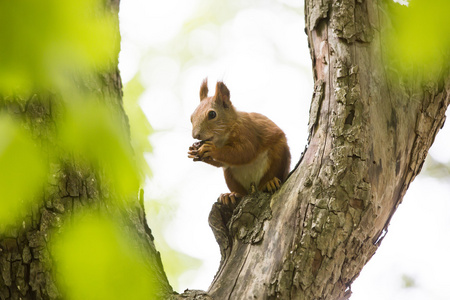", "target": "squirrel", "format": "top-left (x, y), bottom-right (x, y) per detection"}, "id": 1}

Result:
top-left (188, 79), bottom-right (291, 205)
